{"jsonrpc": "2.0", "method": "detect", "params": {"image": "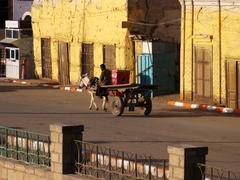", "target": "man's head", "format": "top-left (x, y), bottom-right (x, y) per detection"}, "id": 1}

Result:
top-left (100, 64), bottom-right (106, 71)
